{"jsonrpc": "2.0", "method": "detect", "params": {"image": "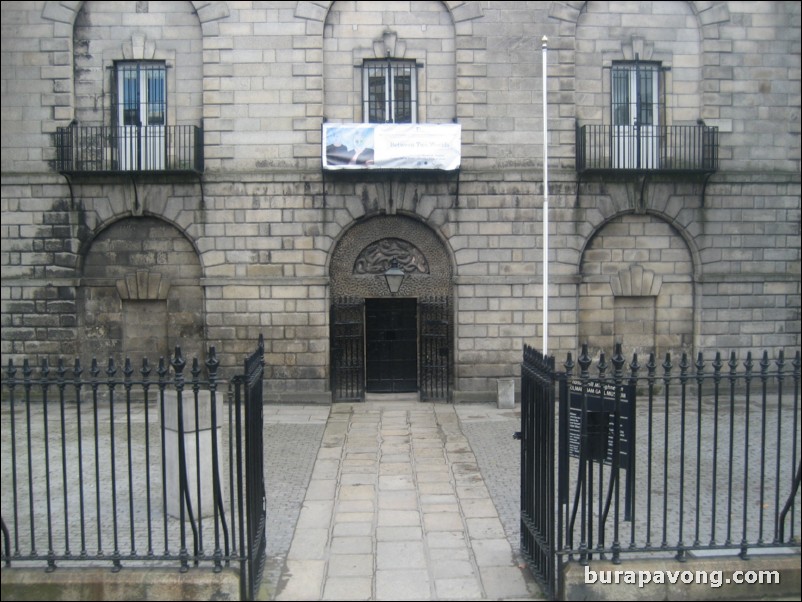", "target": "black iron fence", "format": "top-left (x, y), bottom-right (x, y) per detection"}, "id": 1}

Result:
top-left (1, 337), bottom-right (266, 600)
top-left (518, 347), bottom-right (558, 597)
top-left (55, 124), bottom-right (203, 174)
top-left (519, 344), bottom-right (802, 600)
top-left (235, 336), bottom-right (267, 600)
top-left (576, 123), bottom-right (718, 173)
